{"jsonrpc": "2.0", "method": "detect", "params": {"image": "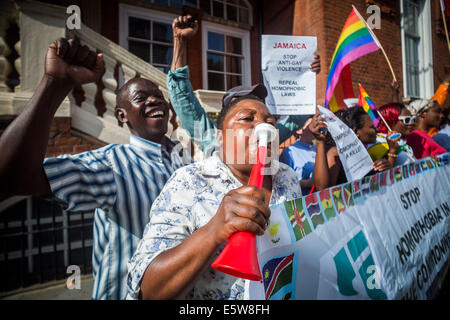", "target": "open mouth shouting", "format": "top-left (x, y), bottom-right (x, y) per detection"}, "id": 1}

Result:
top-left (144, 107), bottom-right (167, 119)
